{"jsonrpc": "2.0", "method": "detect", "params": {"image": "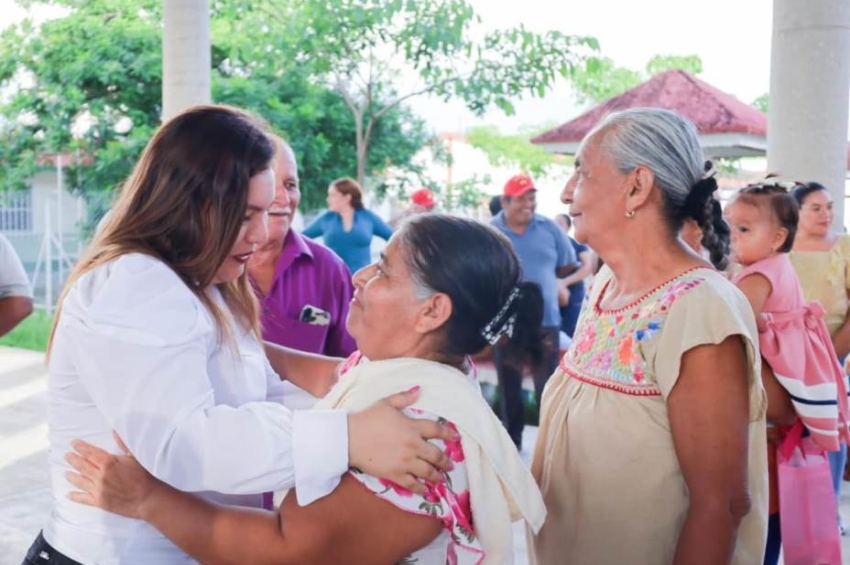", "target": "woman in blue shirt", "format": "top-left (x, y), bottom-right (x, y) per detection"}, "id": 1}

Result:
top-left (303, 177), bottom-right (393, 272)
